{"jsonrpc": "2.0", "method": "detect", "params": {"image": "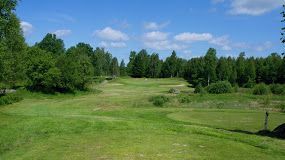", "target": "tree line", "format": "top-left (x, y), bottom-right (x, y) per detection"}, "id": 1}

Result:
top-left (0, 0), bottom-right (284, 95)
top-left (127, 48), bottom-right (285, 87)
